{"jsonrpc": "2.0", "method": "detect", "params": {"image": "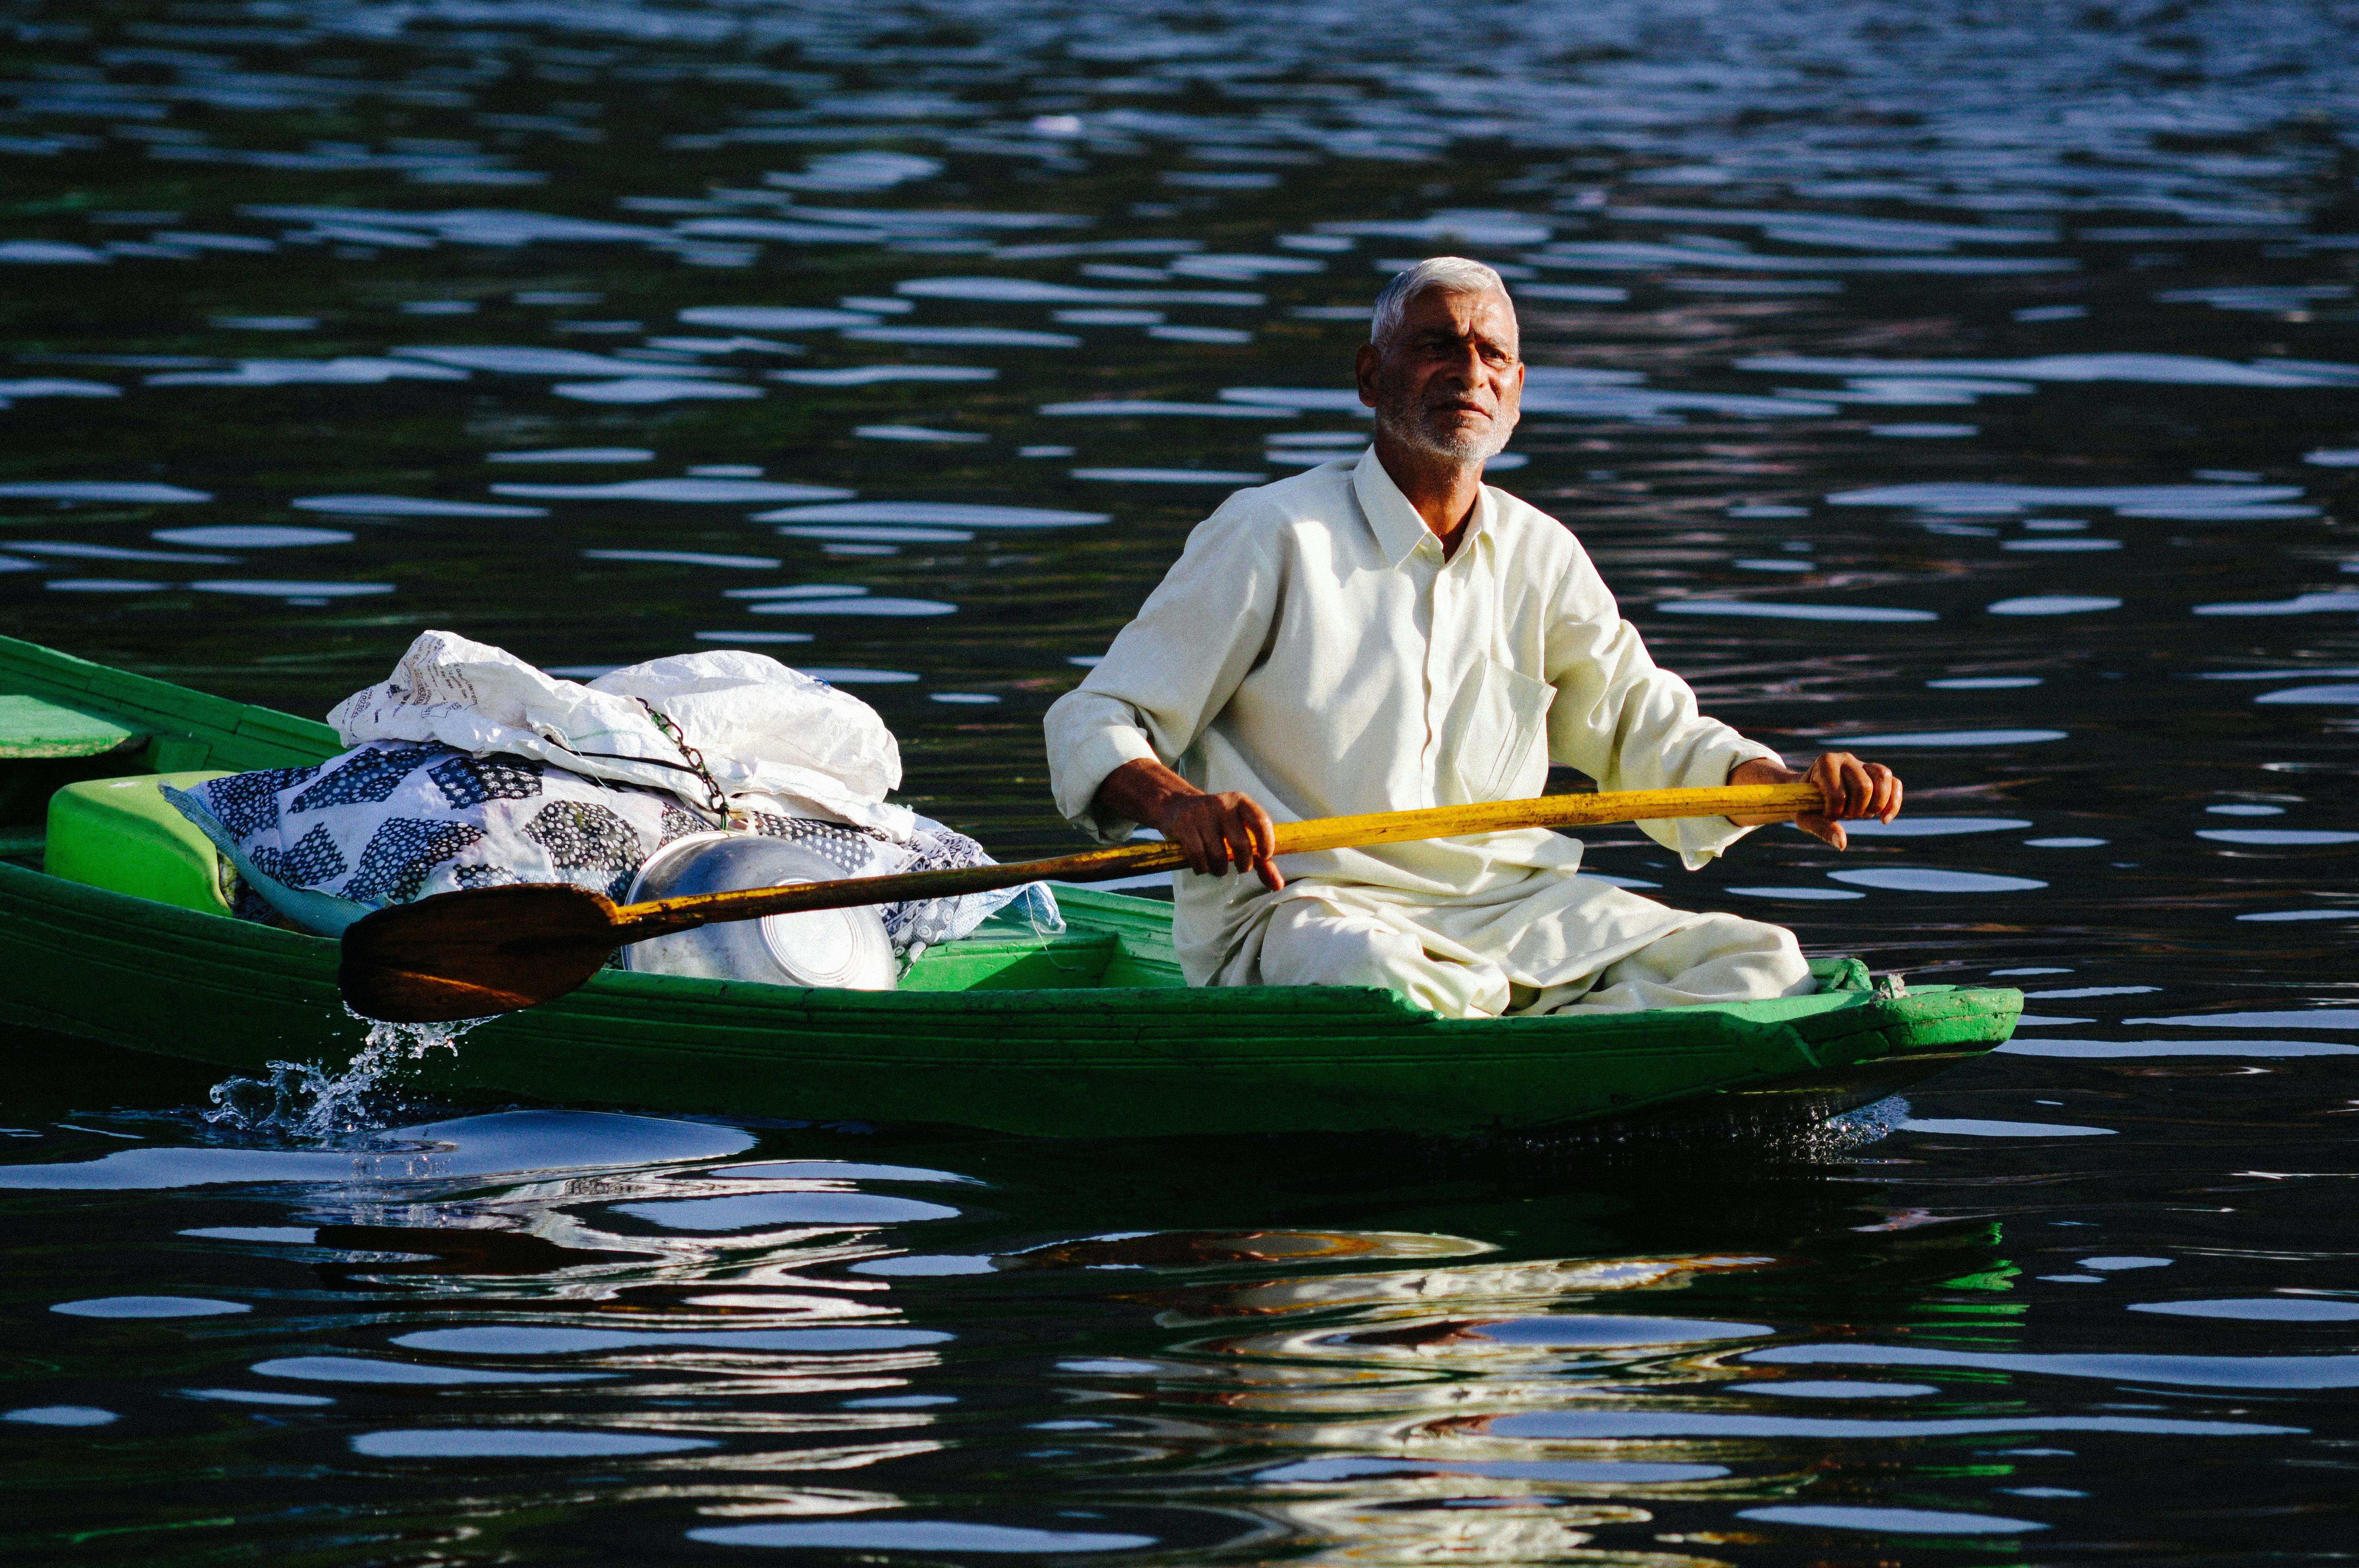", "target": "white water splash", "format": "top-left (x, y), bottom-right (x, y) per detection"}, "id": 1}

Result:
top-left (202, 1016), bottom-right (486, 1141)
top-left (1824, 1095), bottom-right (1913, 1150)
